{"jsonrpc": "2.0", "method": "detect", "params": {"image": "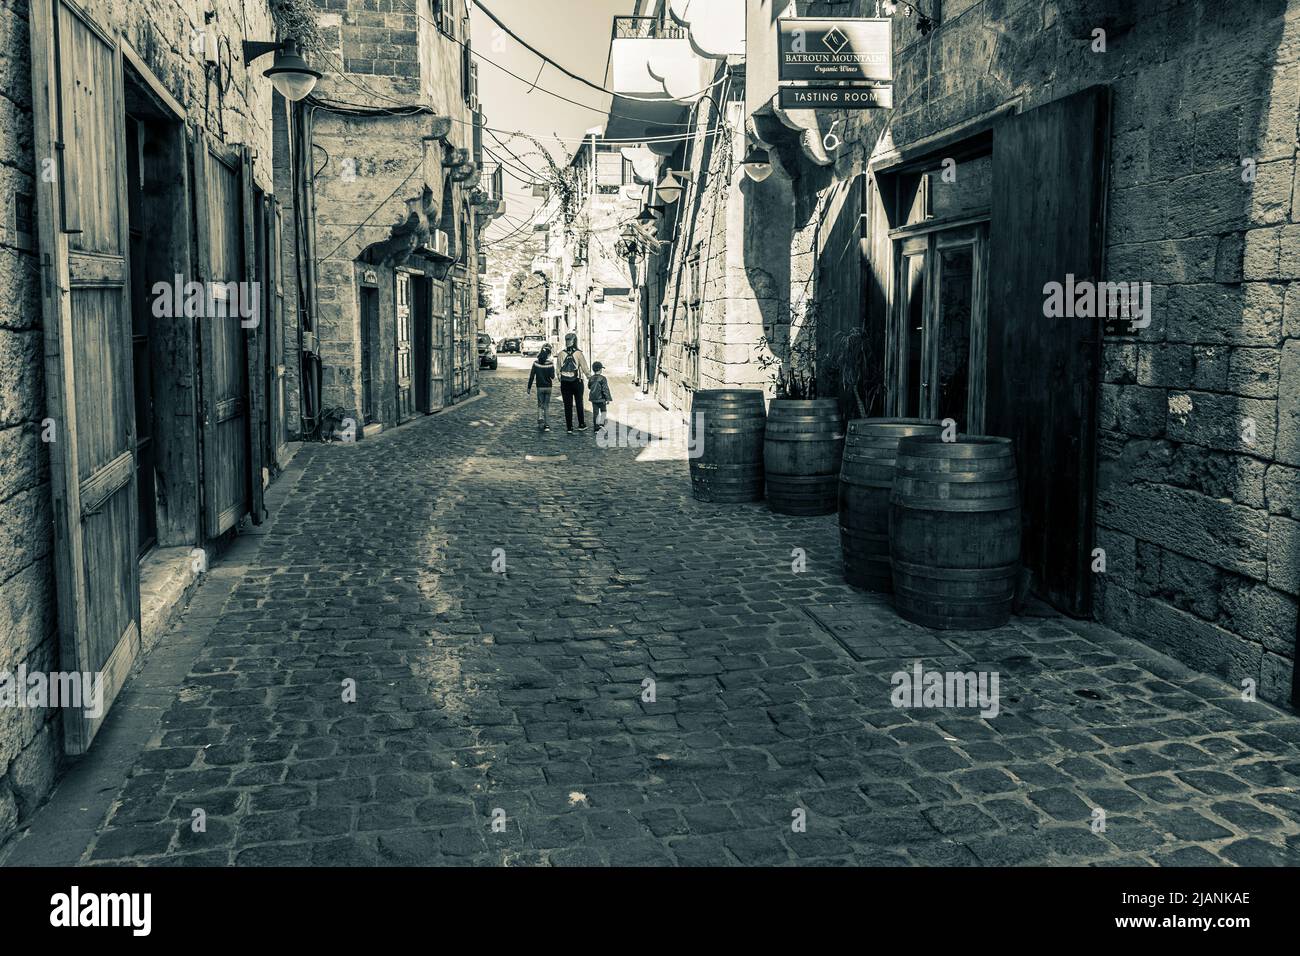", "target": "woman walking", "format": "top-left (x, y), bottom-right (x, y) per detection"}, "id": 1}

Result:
top-left (526, 345), bottom-right (557, 431)
top-left (556, 332), bottom-right (592, 433)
